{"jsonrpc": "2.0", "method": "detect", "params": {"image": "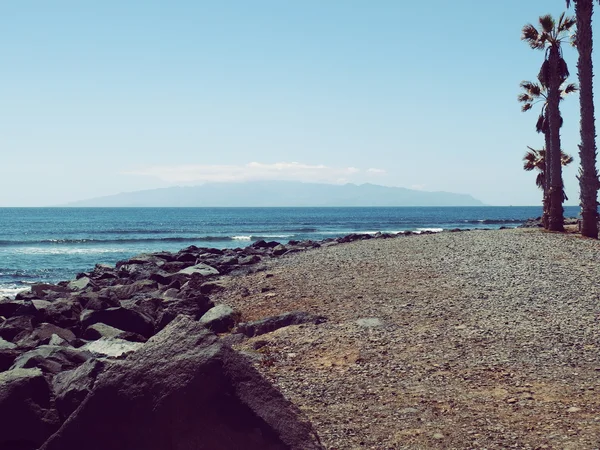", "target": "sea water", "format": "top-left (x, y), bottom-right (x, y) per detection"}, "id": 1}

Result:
top-left (0, 206), bottom-right (578, 296)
